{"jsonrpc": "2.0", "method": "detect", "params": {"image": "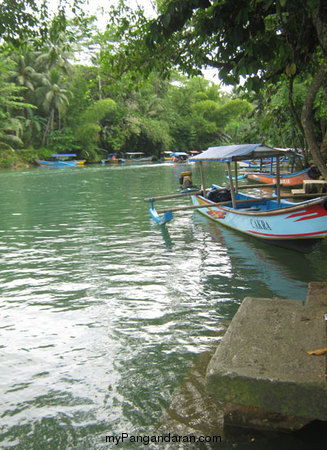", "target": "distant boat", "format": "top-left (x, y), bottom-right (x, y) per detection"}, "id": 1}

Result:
top-left (101, 153), bottom-right (124, 164)
top-left (124, 152), bottom-right (154, 163)
top-left (163, 151), bottom-right (173, 162)
top-left (163, 151), bottom-right (189, 162)
top-left (37, 154), bottom-right (85, 167)
top-left (170, 152), bottom-right (189, 163)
